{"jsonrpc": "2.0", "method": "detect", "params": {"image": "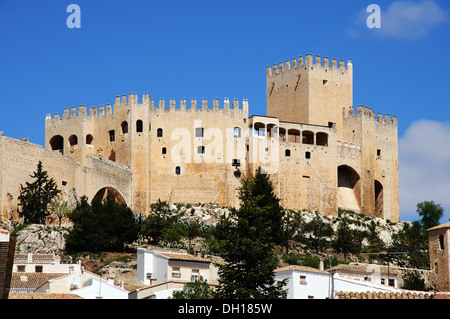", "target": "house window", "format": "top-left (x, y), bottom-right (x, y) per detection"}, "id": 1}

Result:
top-left (109, 130), bottom-right (115, 142)
top-left (35, 265), bottom-right (43, 273)
top-left (300, 275), bottom-right (307, 285)
top-left (191, 269), bottom-right (199, 281)
top-left (172, 267), bottom-right (180, 278)
top-left (136, 120), bottom-right (143, 133)
top-left (388, 279), bottom-right (395, 287)
top-left (17, 265), bottom-right (25, 272)
top-left (175, 166), bottom-right (181, 175)
top-left (157, 128), bottom-right (163, 137)
top-left (195, 127), bottom-right (204, 138)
